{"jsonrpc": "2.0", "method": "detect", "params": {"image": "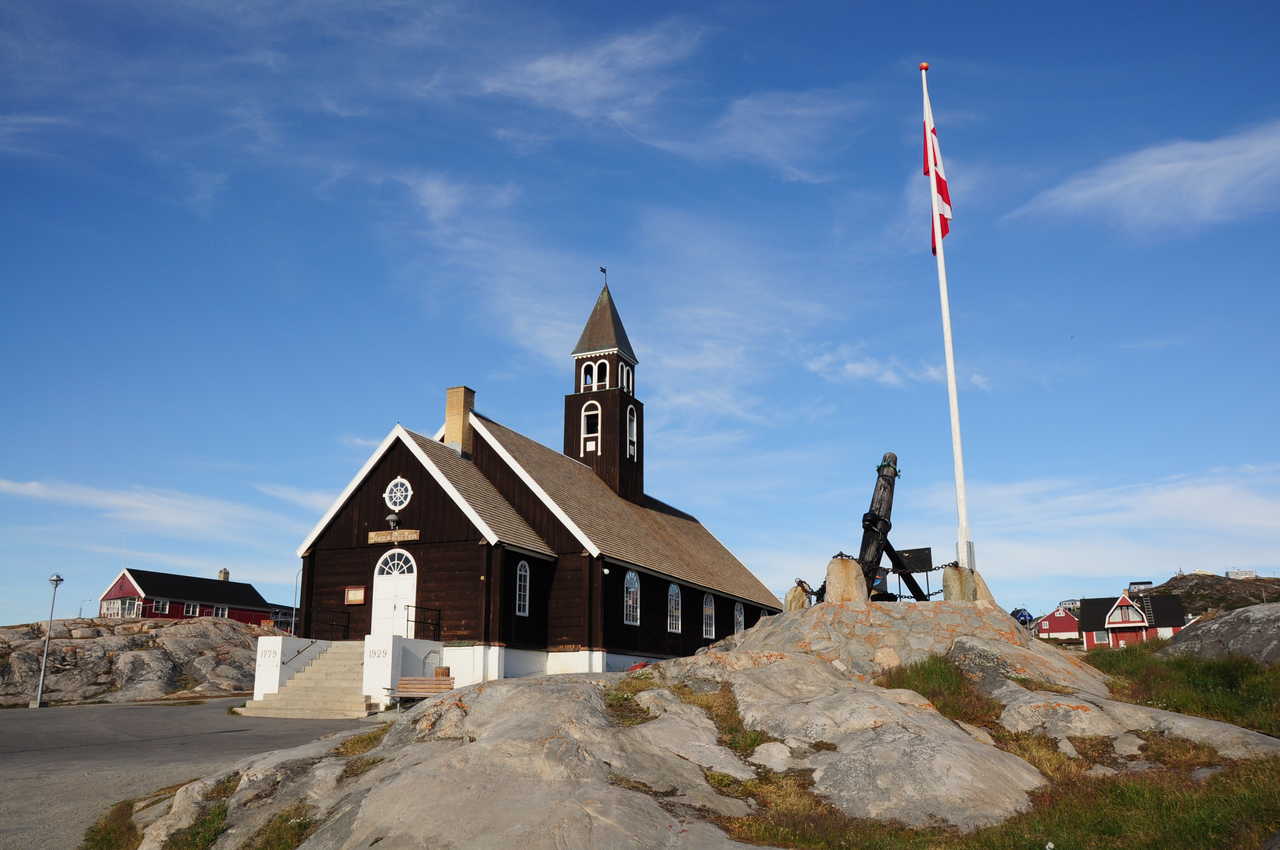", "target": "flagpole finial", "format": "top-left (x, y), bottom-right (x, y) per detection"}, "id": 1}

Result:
top-left (919, 62), bottom-right (929, 71)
